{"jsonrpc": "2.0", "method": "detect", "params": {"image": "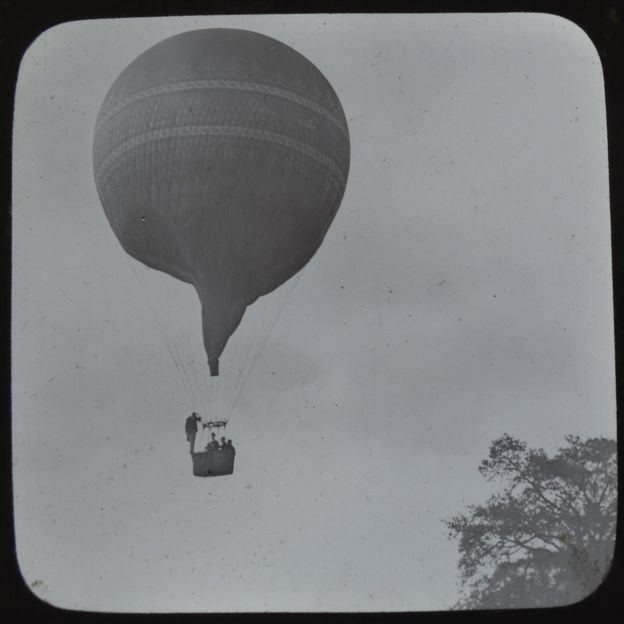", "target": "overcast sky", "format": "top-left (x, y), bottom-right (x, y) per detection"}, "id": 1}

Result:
top-left (12, 13), bottom-right (614, 612)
